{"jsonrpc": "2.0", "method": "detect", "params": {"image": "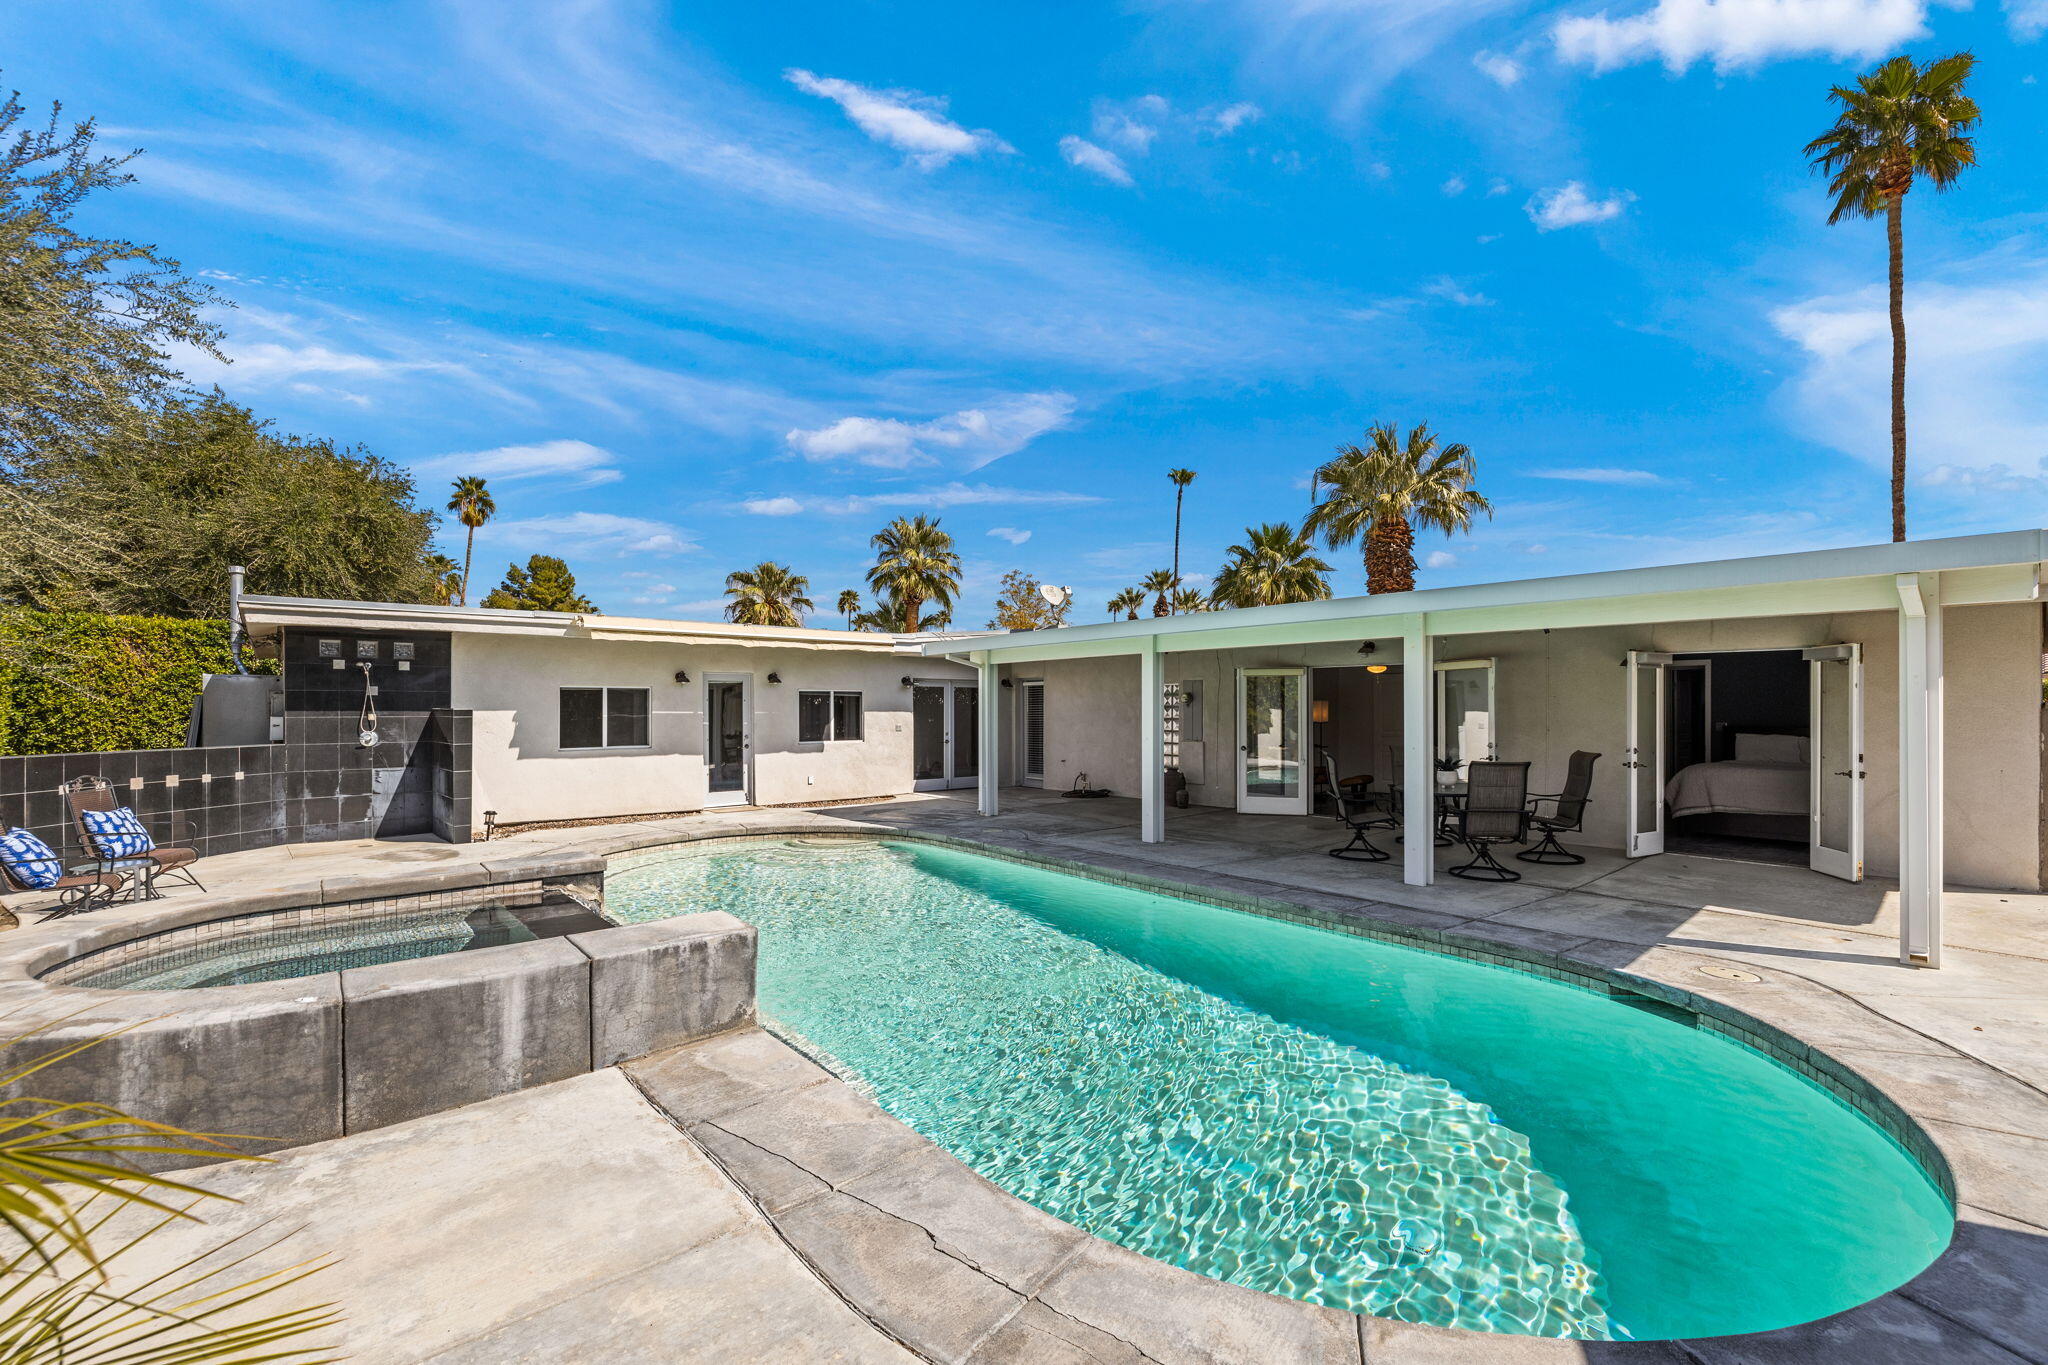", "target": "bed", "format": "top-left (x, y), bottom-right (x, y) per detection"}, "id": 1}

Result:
top-left (1665, 730), bottom-right (1808, 842)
